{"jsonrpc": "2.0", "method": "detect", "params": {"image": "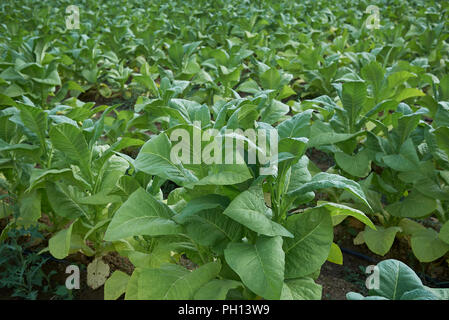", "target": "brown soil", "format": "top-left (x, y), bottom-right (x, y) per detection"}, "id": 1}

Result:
top-left (317, 261), bottom-right (365, 300)
top-left (307, 147), bottom-right (335, 172)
